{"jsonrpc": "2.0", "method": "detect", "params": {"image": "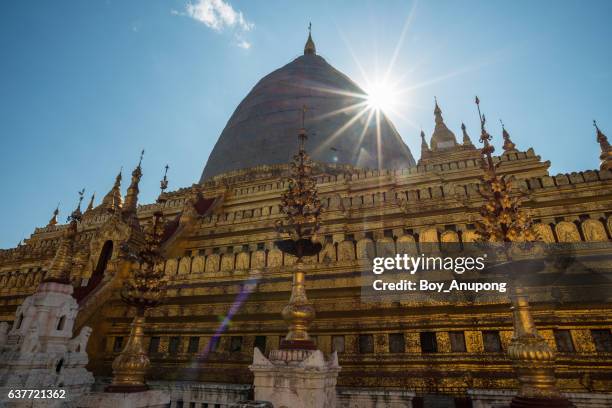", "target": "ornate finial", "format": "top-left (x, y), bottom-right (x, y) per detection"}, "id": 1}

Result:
top-left (277, 113), bottom-right (322, 244)
top-left (420, 129), bottom-right (430, 153)
top-left (46, 190), bottom-right (82, 283)
top-left (116, 168), bottom-right (123, 184)
top-left (86, 192), bottom-right (96, 212)
top-left (429, 97), bottom-right (458, 151)
top-left (594, 120), bottom-right (609, 146)
top-left (500, 119), bottom-right (517, 152)
top-left (298, 105), bottom-right (309, 152)
top-left (475, 96), bottom-right (495, 171)
top-left (160, 164), bottom-right (169, 194)
top-left (433, 96), bottom-right (442, 120)
top-left (124, 151), bottom-right (145, 216)
top-left (461, 122), bottom-right (473, 146)
top-left (102, 169), bottom-right (123, 212)
top-left (304, 22), bottom-right (316, 55)
top-left (594, 120), bottom-right (612, 171)
top-left (68, 188), bottom-right (85, 222)
top-left (47, 204), bottom-right (60, 226)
